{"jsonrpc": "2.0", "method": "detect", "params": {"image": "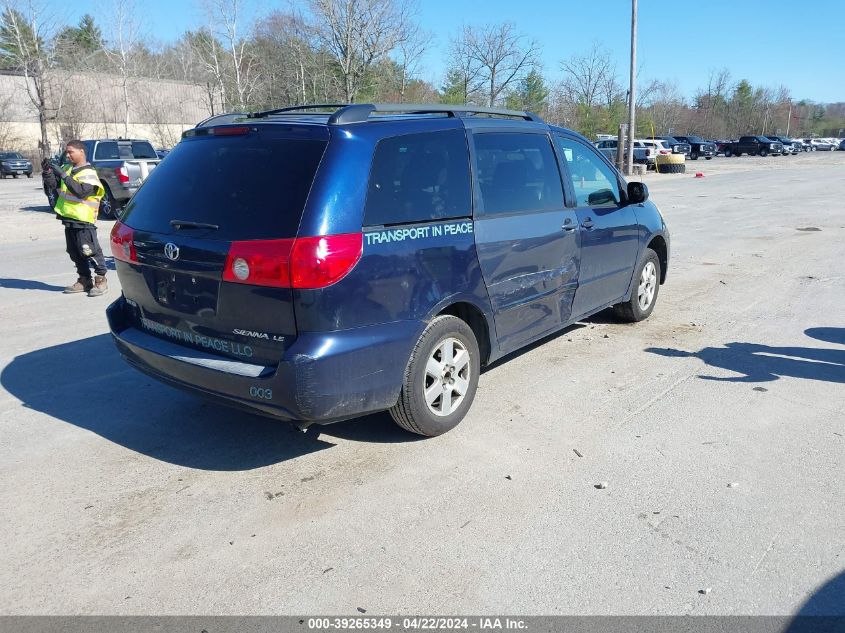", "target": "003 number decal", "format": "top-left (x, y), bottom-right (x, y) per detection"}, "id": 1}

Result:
top-left (249, 386), bottom-right (272, 400)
